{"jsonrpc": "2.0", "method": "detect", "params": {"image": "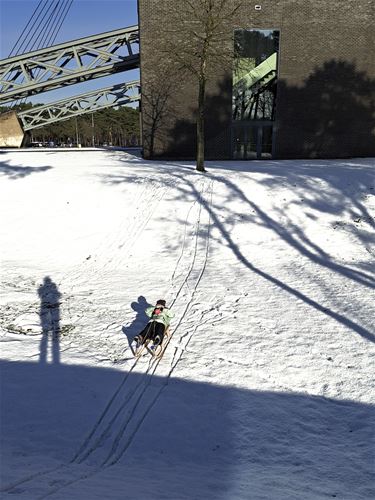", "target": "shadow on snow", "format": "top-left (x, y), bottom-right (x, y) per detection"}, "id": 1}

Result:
top-left (1, 359), bottom-right (374, 499)
top-left (121, 295), bottom-right (152, 347)
top-left (100, 156), bottom-right (375, 343)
